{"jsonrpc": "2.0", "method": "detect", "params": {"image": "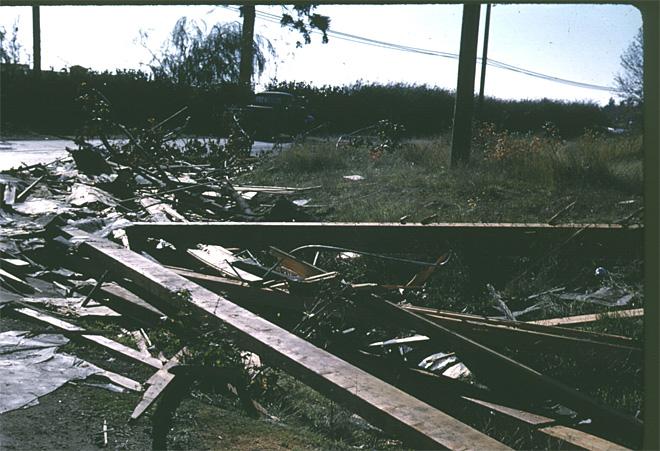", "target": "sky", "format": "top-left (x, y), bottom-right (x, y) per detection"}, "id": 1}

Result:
top-left (0, 3), bottom-right (643, 105)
